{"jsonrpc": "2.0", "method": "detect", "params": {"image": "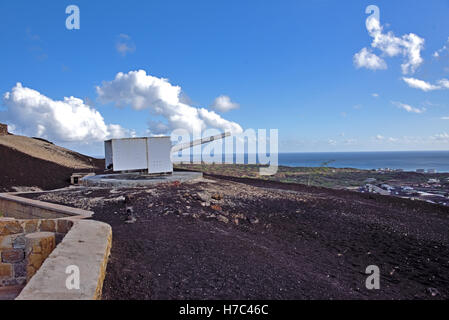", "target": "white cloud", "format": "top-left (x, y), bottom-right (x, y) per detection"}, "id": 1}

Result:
top-left (440, 116), bottom-right (449, 120)
top-left (356, 16), bottom-right (425, 74)
top-left (107, 124), bottom-right (136, 139)
top-left (116, 34), bottom-right (136, 56)
top-left (147, 120), bottom-right (170, 135)
top-left (392, 101), bottom-right (426, 114)
top-left (2, 83), bottom-right (132, 142)
top-left (374, 135), bottom-right (398, 143)
top-left (375, 134), bottom-right (384, 141)
top-left (438, 79), bottom-right (449, 88)
top-left (402, 77), bottom-right (440, 91)
top-left (96, 70), bottom-right (243, 134)
top-left (402, 77), bottom-right (449, 91)
top-left (353, 48), bottom-right (387, 70)
top-left (210, 95), bottom-right (240, 112)
top-left (433, 37), bottom-right (449, 58)
top-left (372, 93), bottom-right (379, 98)
top-left (431, 132), bottom-right (449, 141)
